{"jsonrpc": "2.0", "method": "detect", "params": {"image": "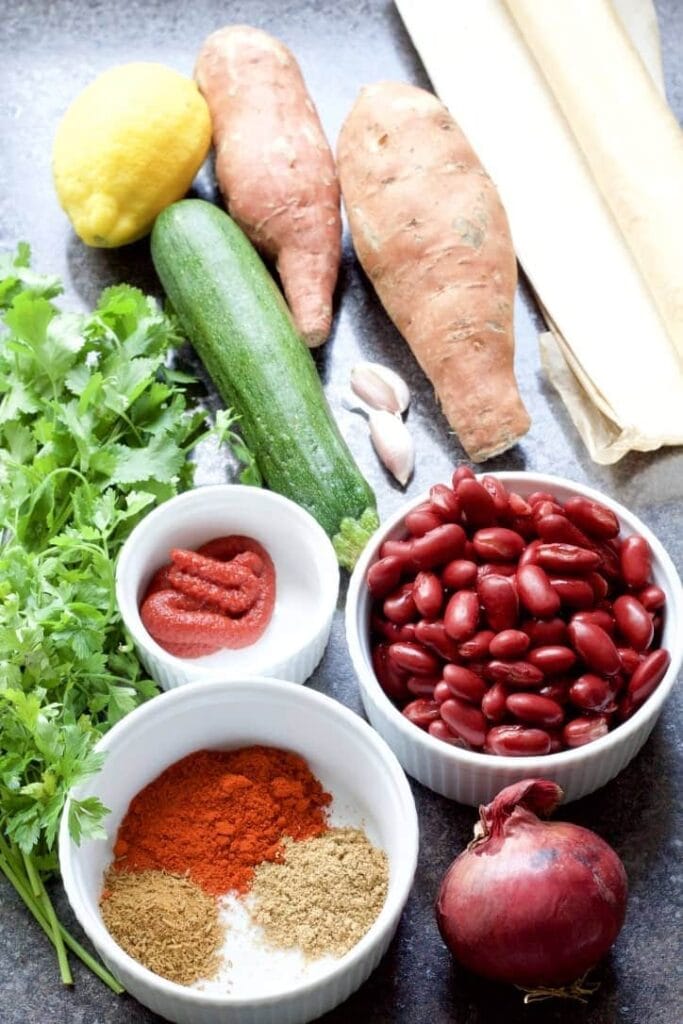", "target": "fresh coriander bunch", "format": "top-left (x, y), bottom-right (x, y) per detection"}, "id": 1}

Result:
top-left (0, 244), bottom-right (237, 989)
